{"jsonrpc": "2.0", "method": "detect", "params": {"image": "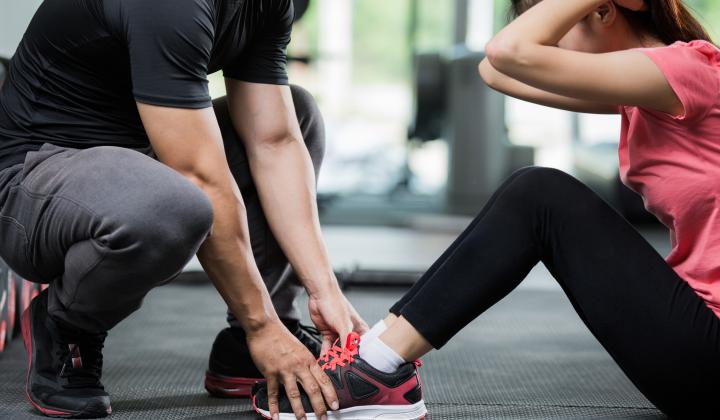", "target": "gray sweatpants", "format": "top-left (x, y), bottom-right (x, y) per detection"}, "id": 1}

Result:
top-left (0, 85), bottom-right (325, 333)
